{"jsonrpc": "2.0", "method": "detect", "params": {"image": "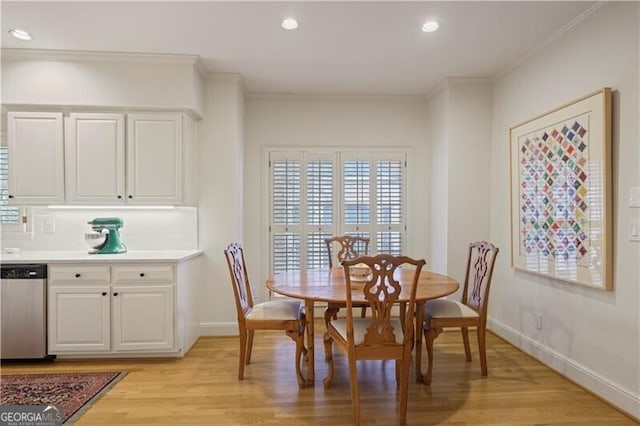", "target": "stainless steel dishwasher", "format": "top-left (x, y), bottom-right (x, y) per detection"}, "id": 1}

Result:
top-left (1, 264), bottom-right (51, 360)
